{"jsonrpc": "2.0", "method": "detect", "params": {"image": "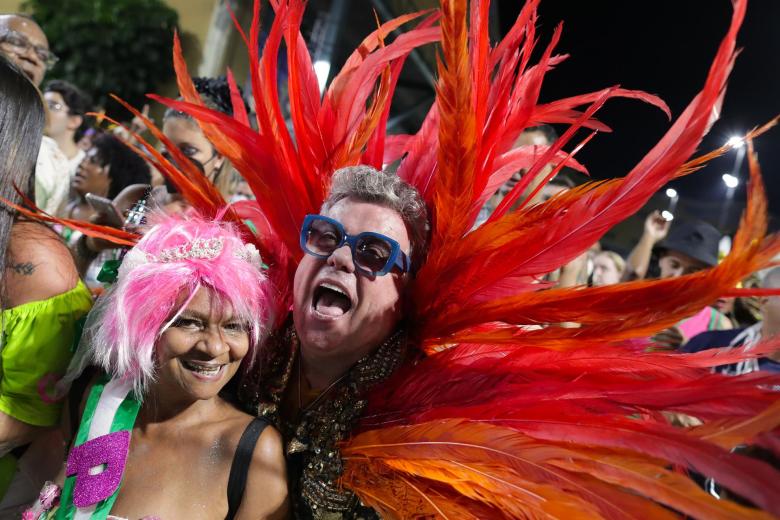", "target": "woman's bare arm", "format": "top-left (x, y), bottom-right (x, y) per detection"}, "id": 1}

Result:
top-left (236, 425), bottom-right (289, 520)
